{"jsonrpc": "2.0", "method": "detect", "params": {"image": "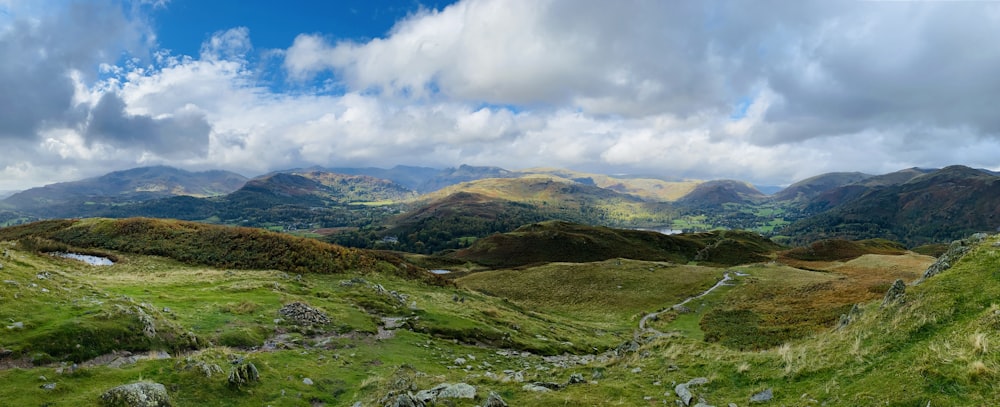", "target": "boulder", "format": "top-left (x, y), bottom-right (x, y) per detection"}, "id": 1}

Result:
top-left (388, 393), bottom-right (425, 407)
top-left (100, 382), bottom-right (171, 407)
top-left (483, 391), bottom-right (508, 407)
top-left (415, 383), bottom-right (476, 401)
top-left (750, 388), bottom-right (773, 403)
